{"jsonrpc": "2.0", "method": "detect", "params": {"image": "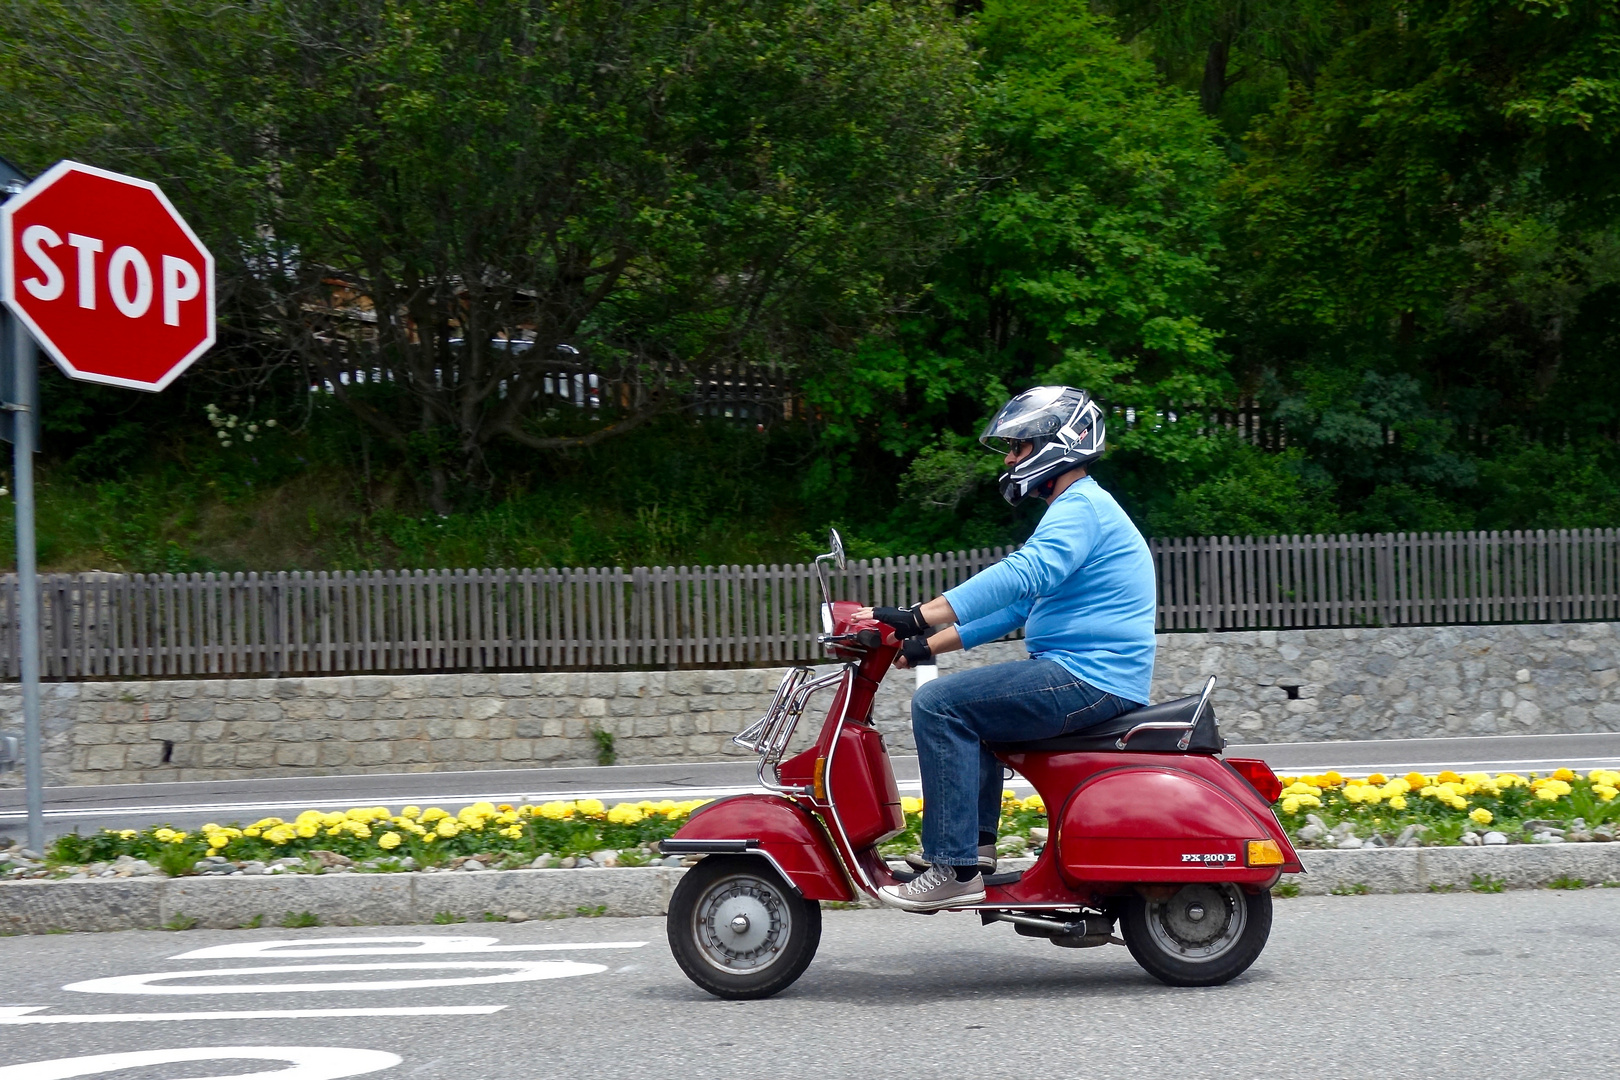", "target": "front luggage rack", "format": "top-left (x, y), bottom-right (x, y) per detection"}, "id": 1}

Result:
top-left (733, 665), bottom-right (850, 795)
